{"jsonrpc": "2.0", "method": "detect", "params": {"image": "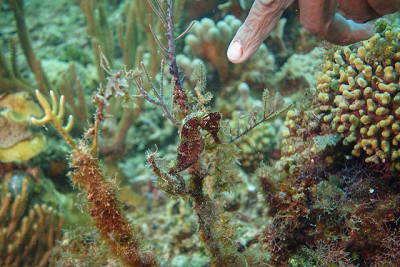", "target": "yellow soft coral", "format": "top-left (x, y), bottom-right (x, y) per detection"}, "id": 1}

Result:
top-left (31, 90), bottom-right (78, 151)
